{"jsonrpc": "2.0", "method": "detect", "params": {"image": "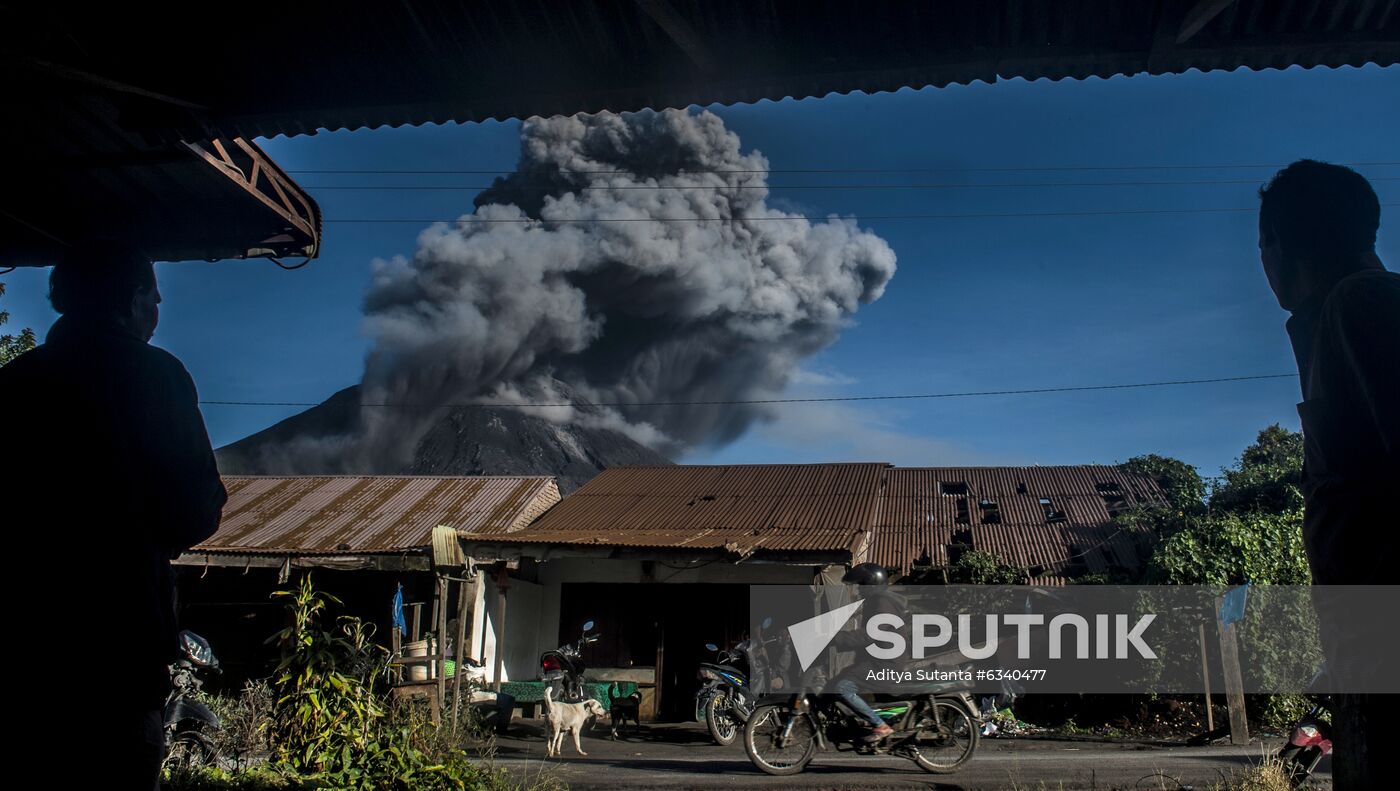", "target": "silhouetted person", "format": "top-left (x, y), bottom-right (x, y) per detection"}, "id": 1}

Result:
top-left (0, 245), bottom-right (226, 790)
top-left (1259, 160), bottom-right (1399, 789)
